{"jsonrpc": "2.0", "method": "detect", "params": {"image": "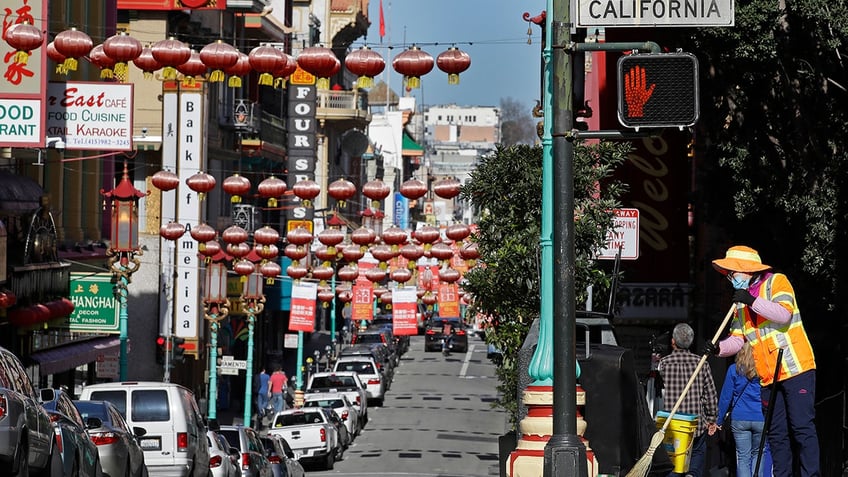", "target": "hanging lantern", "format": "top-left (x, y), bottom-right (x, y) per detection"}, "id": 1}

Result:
top-left (399, 179), bottom-right (427, 200)
top-left (248, 44), bottom-right (286, 86)
top-left (284, 243), bottom-right (308, 262)
top-left (254, 226), bottom-right (280, 247)
top-left (317, 287), bottom-right (335, 306)
top-left (400, 243), bottom-right (424, 268)
top-left (338, 289), bottom-right (353, 304)
top-left (176, 50), bottom-right (207, 86)
top-left (327, 178), bottom-right (356, 208)
top-left (422, 293), bottom-right (437, 306)
top-left (390, 268), bottom-right (412, 284)
top-left (88, 44), bottom-right (116, 79)
top-left (46, 41), bottom-right (68, 74)
top-left (186, 171), bottom-right (216, 200)
top-left (190, 223), bottom-right (218, 243)
top-left (350, 227), bottom-right (376, 251)
top-left (370, 244), bottom-right (394, 265)
top-left (317, 228), bottom-right (345, 254)
top-left (433, 178), bottom-right (462, 199)
top-left (362, 179), bottom-right (391, 209)
top-left (286, 264), bottom-right (309, 280)
top-left (439, 267), bottom-right (461, 283)
top-left (430, 242), bottom-right (455, 262)
top-left (199, 240), bottom-right (222, 258)
top-left (159, 221), bottom-right (186, 241)
top-left (296, 45), bottom-right (340, 90)
top-left (256, 243), bottom-right (279, 261)
top-left (436, 46), bottom-right (471, 85)
top-left (392, 45), bottom-right (434, 89)
top-left (225, 52), bottom-right (251, 88)
top-left (311, 266), bottom-right (335, 284)
top-left (459, 241), bottom-right (480, 264)
top-left (151, 170), bottom-right (179, 191)
top-left (337, 265), bottom-right (359, 282)
top-left (227, 242), bottom-right (251, 259)
top-left (345, 45), bottom-right (385, 88)
top-left (233, 260), bottom-right (255, 276)
top-left (222, 174), bottom-right (251, 203)
top-left (365, 267), bottom-right (386, 284)
top-left (292, 179), bottom-right (321, 208)
top-left (132, 44), bottom-right (161, 80)
top-left (258, 176), bottom-right (287, 207)
top-left (200, 39), bottom-right (239, 83)
top-left (151, 37), bottom-right (191, 80)
top-left (313, 245), bottom-right (336, 264)
top-left (379, 290), bottom-right (393, 305)
top-left (342, 246), bottom-right (364, 264)
top-left (286, 226), bottom-right (313, 247)
top-left (445, 223), bottom-right (471, 242)
top-left (260, 261), bottom-right (282, 284)
top-left (53, 27), bottom-right (93, 73)
top-left (222, 225), bottom-right (249, 245)
top-left (4, 21), bottom-right (44, 66)
top-left (102, 31), bottom-right (142, 81)
top-left (273, 53), bottom-right (298, 89)
top-left (381, 226), bottom-right (408, 250)
top-left (413, 226), bottom-right (440, 250)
